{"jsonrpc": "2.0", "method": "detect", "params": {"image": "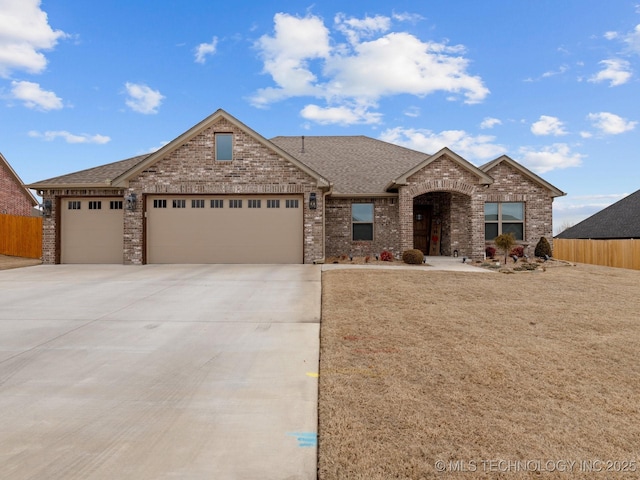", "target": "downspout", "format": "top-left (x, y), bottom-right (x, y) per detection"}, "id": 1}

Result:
top-left (313, 184), bottom-right (333, 264)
